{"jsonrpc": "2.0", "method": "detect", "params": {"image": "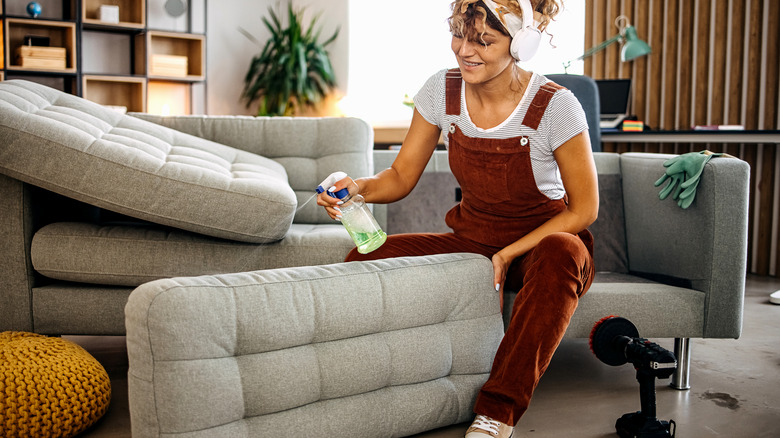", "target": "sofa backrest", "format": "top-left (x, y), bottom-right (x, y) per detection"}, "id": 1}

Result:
top-left (131, 115), bottom-right (375, 225)
top-left (126, 253), bottom-right (502, 437)
top-left (0, 80), bottom-right (297, 243)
